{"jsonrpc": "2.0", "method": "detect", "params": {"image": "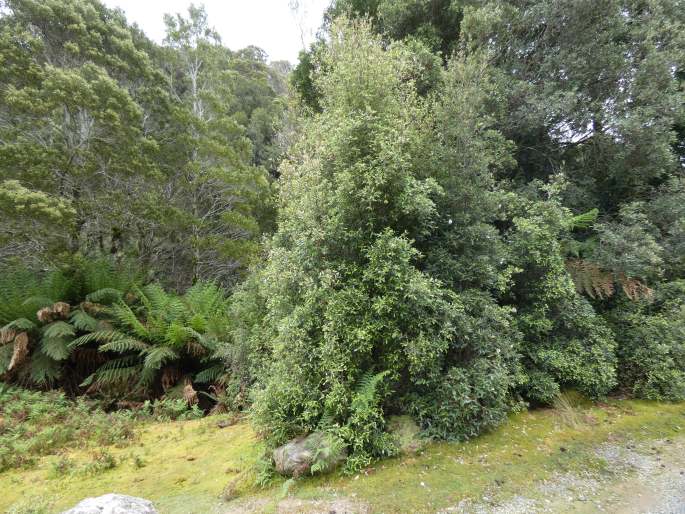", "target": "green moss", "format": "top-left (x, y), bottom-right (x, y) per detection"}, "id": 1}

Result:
top-left (1, 415), bottom-right (261, 513)
top-left (2, 400), bottom-right (684, 513)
